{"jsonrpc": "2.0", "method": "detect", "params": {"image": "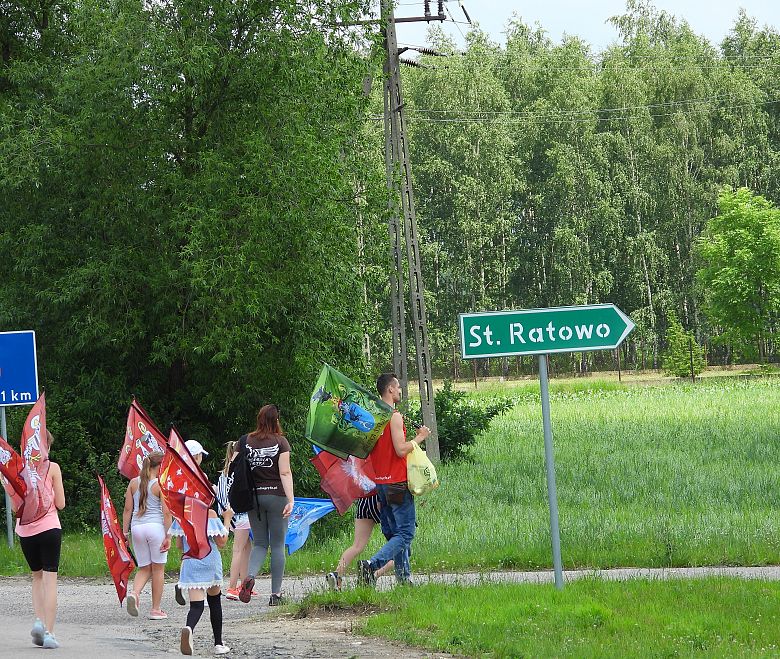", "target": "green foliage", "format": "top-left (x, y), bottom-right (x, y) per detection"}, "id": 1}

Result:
top-left (0, 0), bottom-right (381, 521)
top-left (696, 187), bottom-right (780, 361)
top-left (401, 6), bottom-right (780, 373)
top-left (407, 380), bottom-right (513, 462)
top-left (662, 312), bottom-right (707, 378)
